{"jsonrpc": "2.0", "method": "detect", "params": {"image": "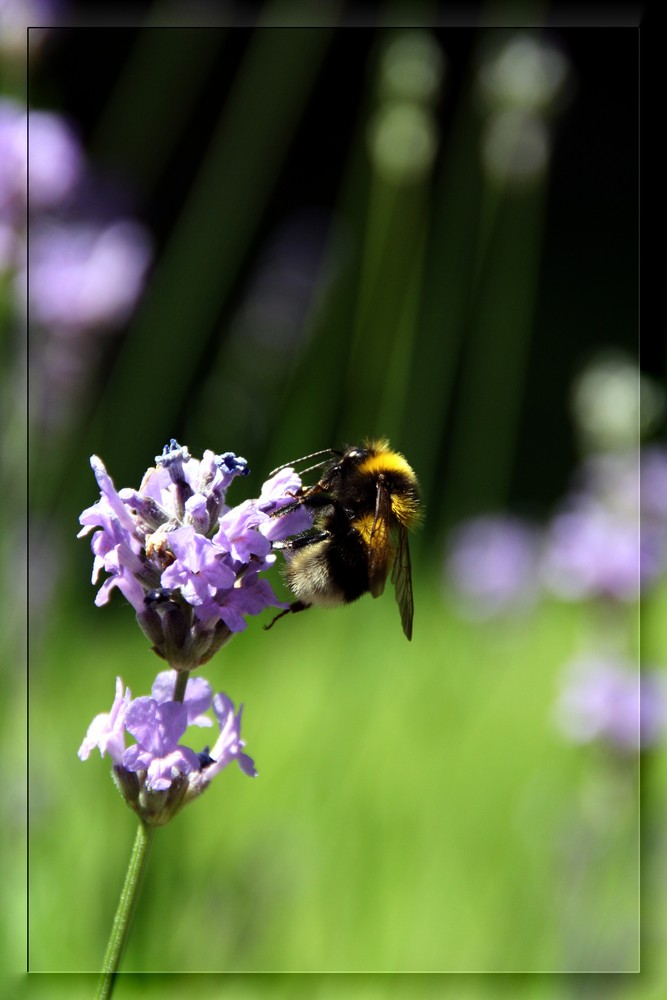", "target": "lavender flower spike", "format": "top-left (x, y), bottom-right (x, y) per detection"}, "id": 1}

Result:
top-left (77, 441), bottom-right (313, 670)
top-left (80, 670), bottom-right (257, 826)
